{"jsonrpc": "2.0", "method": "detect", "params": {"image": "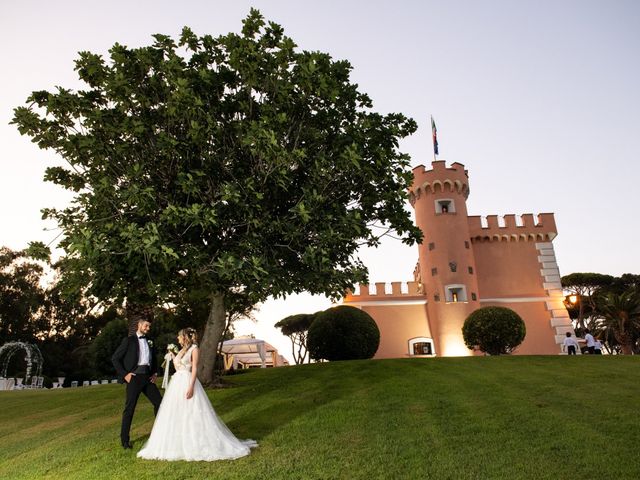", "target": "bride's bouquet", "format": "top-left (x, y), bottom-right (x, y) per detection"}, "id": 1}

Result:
top-left (161, 344), bottom-right (179, 367)
top-left (161, 344), bottom-right (179, 389)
